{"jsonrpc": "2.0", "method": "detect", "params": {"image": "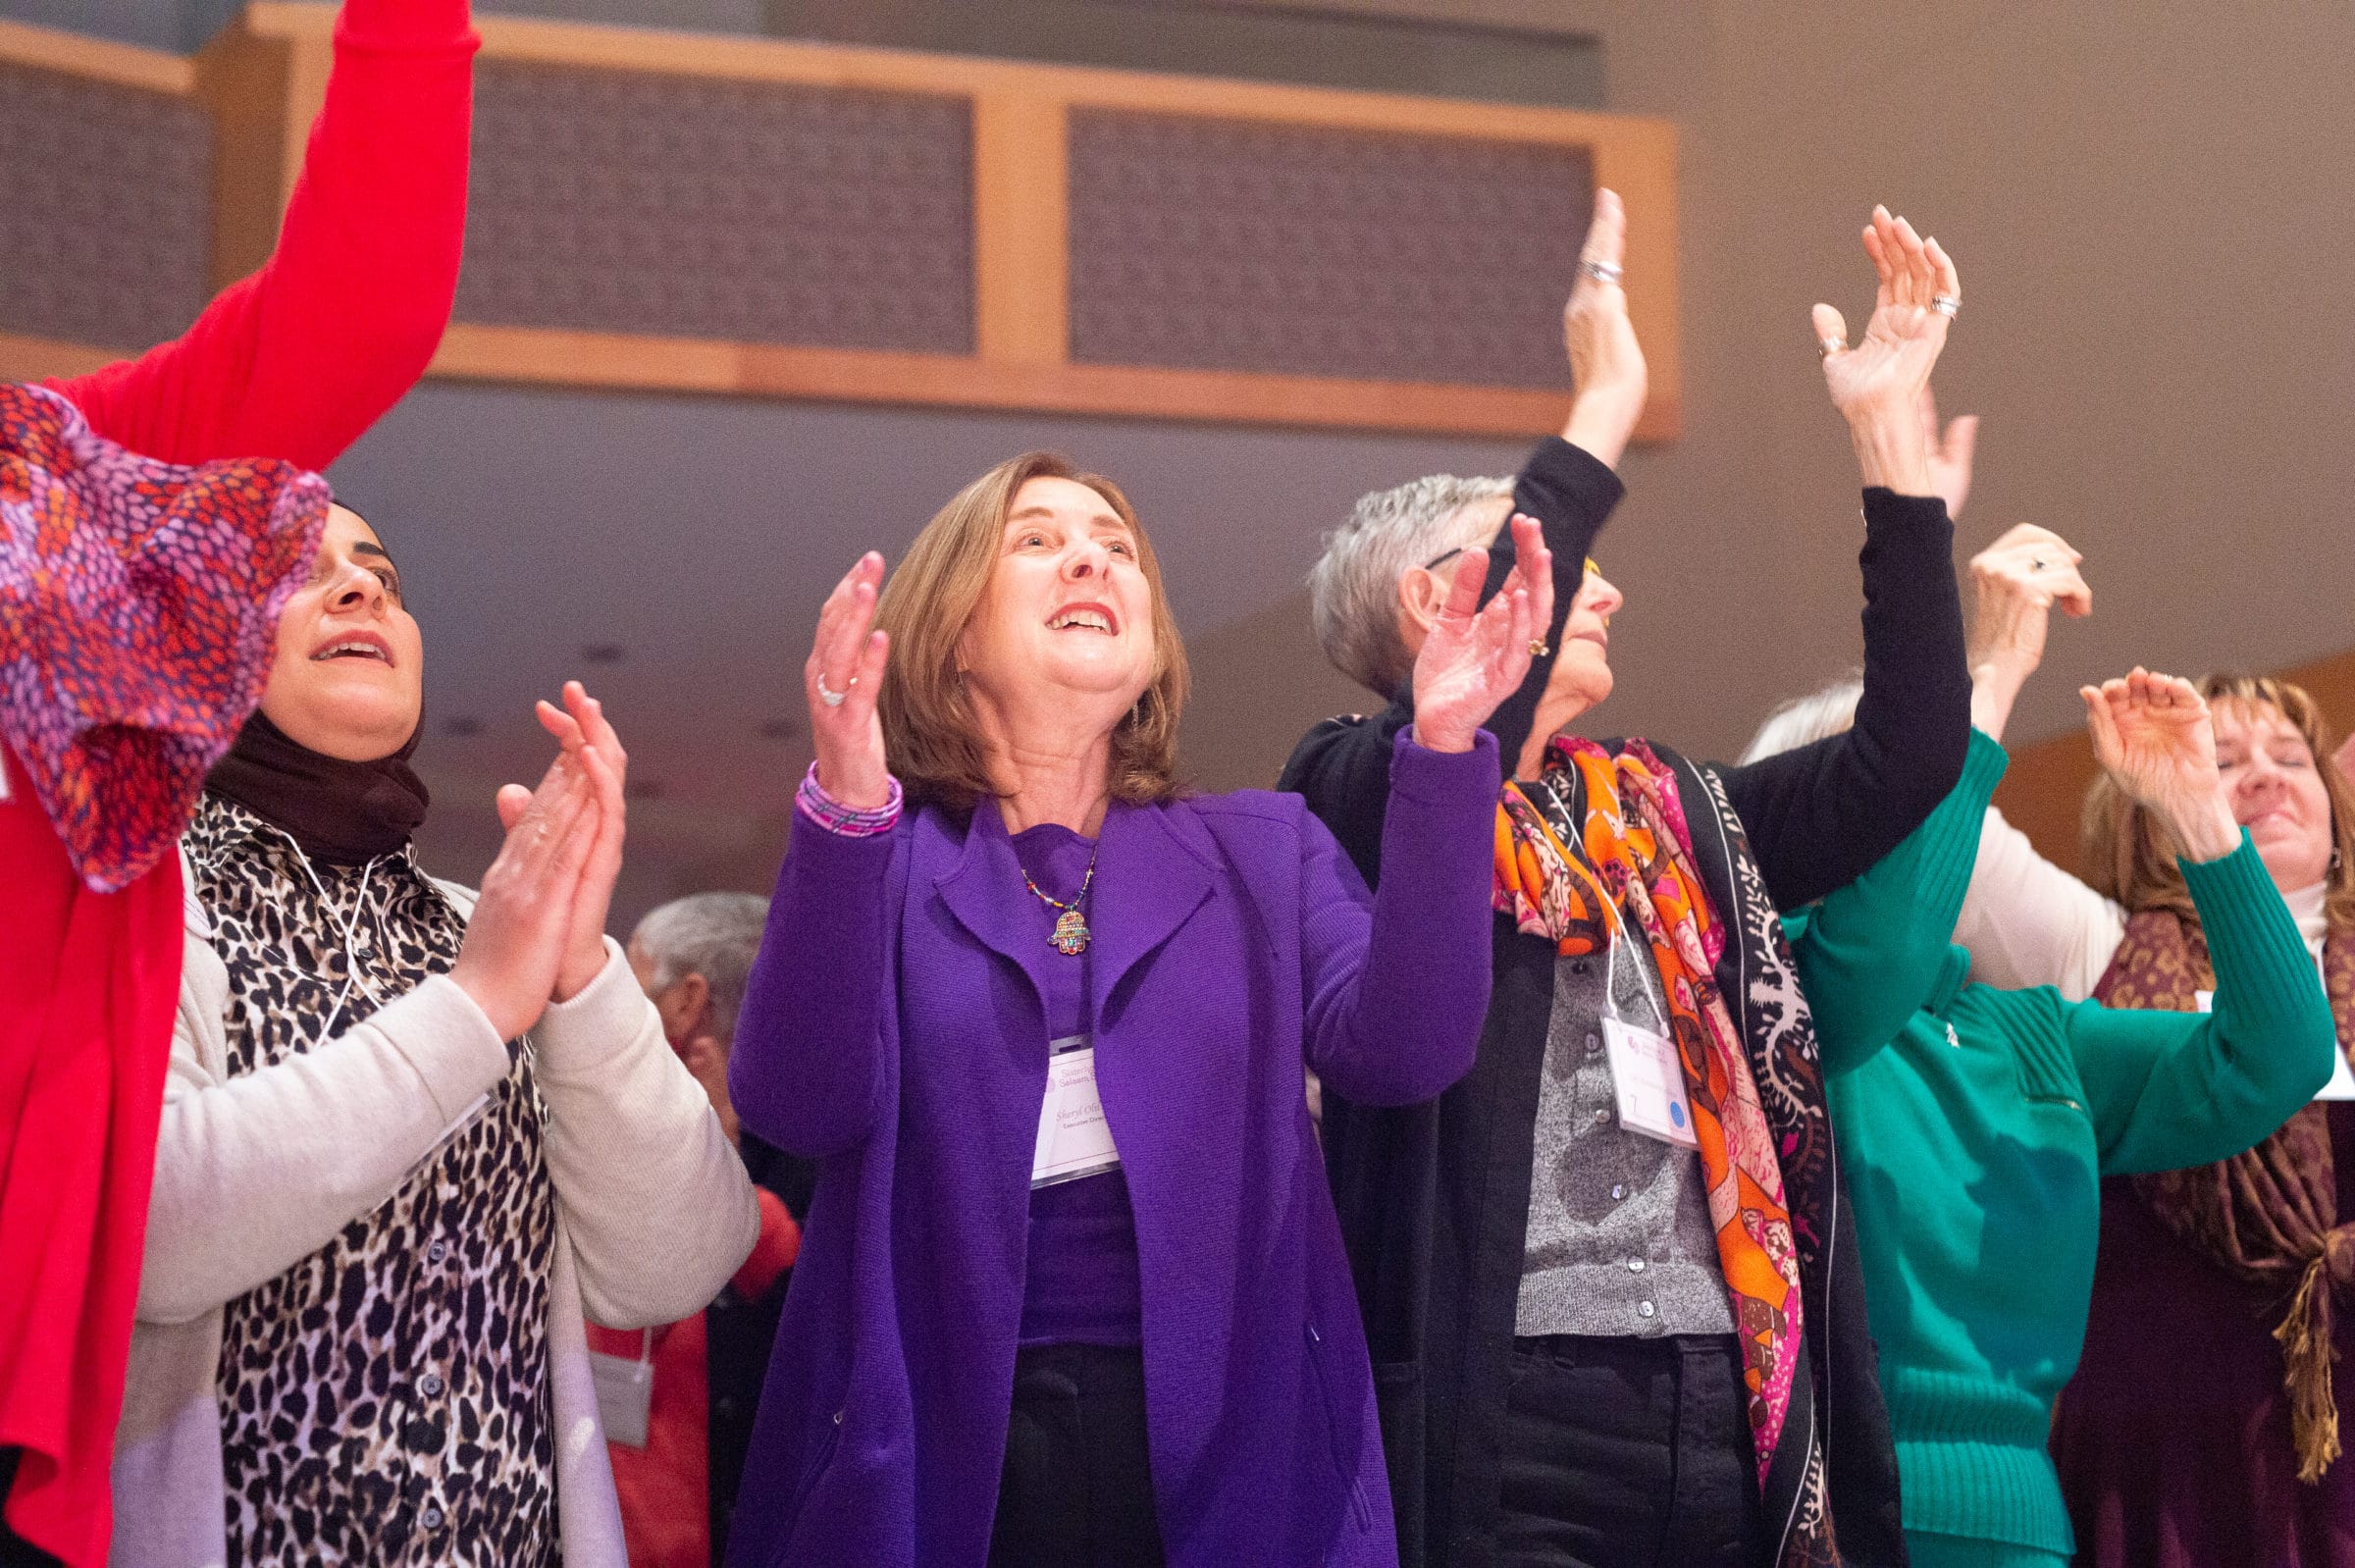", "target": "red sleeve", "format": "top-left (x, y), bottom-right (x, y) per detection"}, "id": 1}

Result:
top-left (49, 0), bottom-right (478, 470)
top-left (730, 1187), bottom-right (801, 1302)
